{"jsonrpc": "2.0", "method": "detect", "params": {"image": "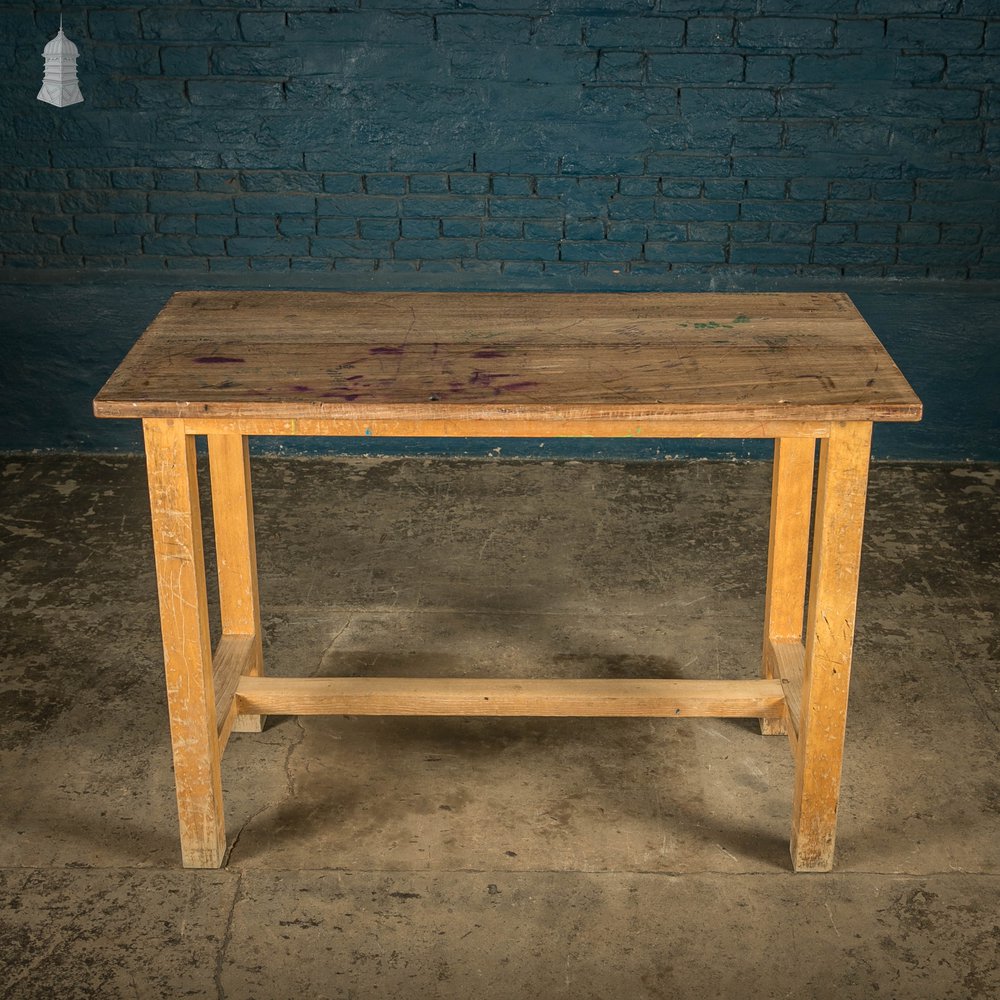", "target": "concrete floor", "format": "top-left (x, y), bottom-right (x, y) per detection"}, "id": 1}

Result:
top-left (1, 454), bottom-right (998, 998)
